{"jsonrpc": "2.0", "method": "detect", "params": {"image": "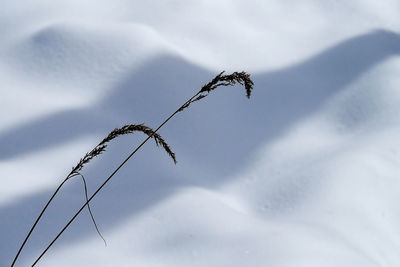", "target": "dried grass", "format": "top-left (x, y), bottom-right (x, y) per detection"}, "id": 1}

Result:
top-left (11, 71), bottom-right (254, 267)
